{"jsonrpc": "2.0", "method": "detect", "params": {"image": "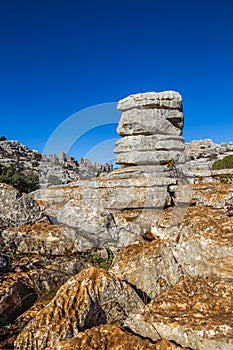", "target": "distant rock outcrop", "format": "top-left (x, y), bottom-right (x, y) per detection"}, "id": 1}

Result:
top-left (0, 140), bottom-right (113, 188)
